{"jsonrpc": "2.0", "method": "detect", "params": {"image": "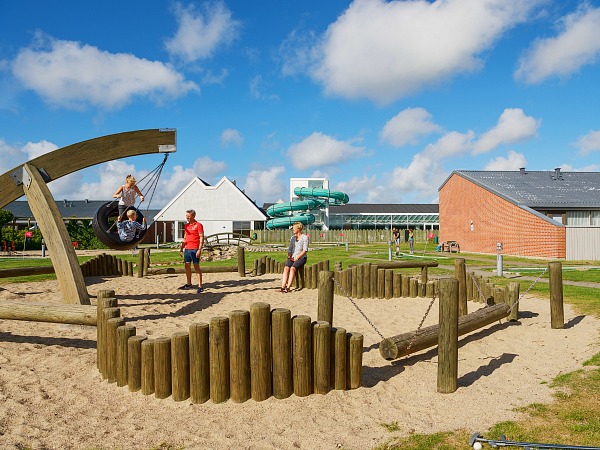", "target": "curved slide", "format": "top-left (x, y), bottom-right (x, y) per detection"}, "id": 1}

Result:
top-left (266, 187), bottom-right (349, 229)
